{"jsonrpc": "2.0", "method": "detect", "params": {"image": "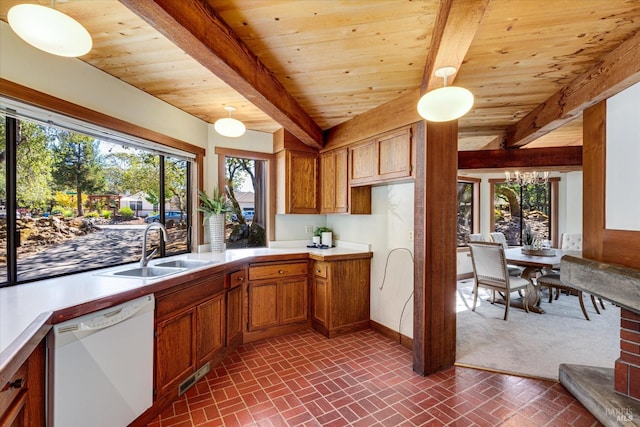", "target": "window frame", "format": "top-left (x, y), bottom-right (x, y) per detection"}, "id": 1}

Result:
top-left (215, 147), bottom-right (275, 244)
top-left (489, 177), bottom-right (559, 246)
top-left (457, 176), bottom-right (481, 247)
